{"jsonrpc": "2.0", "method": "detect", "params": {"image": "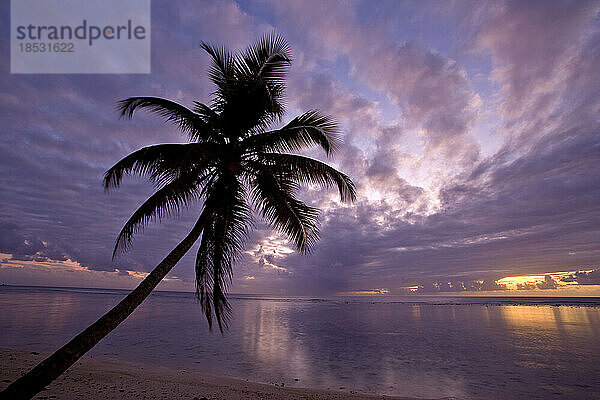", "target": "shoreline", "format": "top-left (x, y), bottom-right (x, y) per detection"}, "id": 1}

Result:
top-left (0, 348), bottom-right (425, 400)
